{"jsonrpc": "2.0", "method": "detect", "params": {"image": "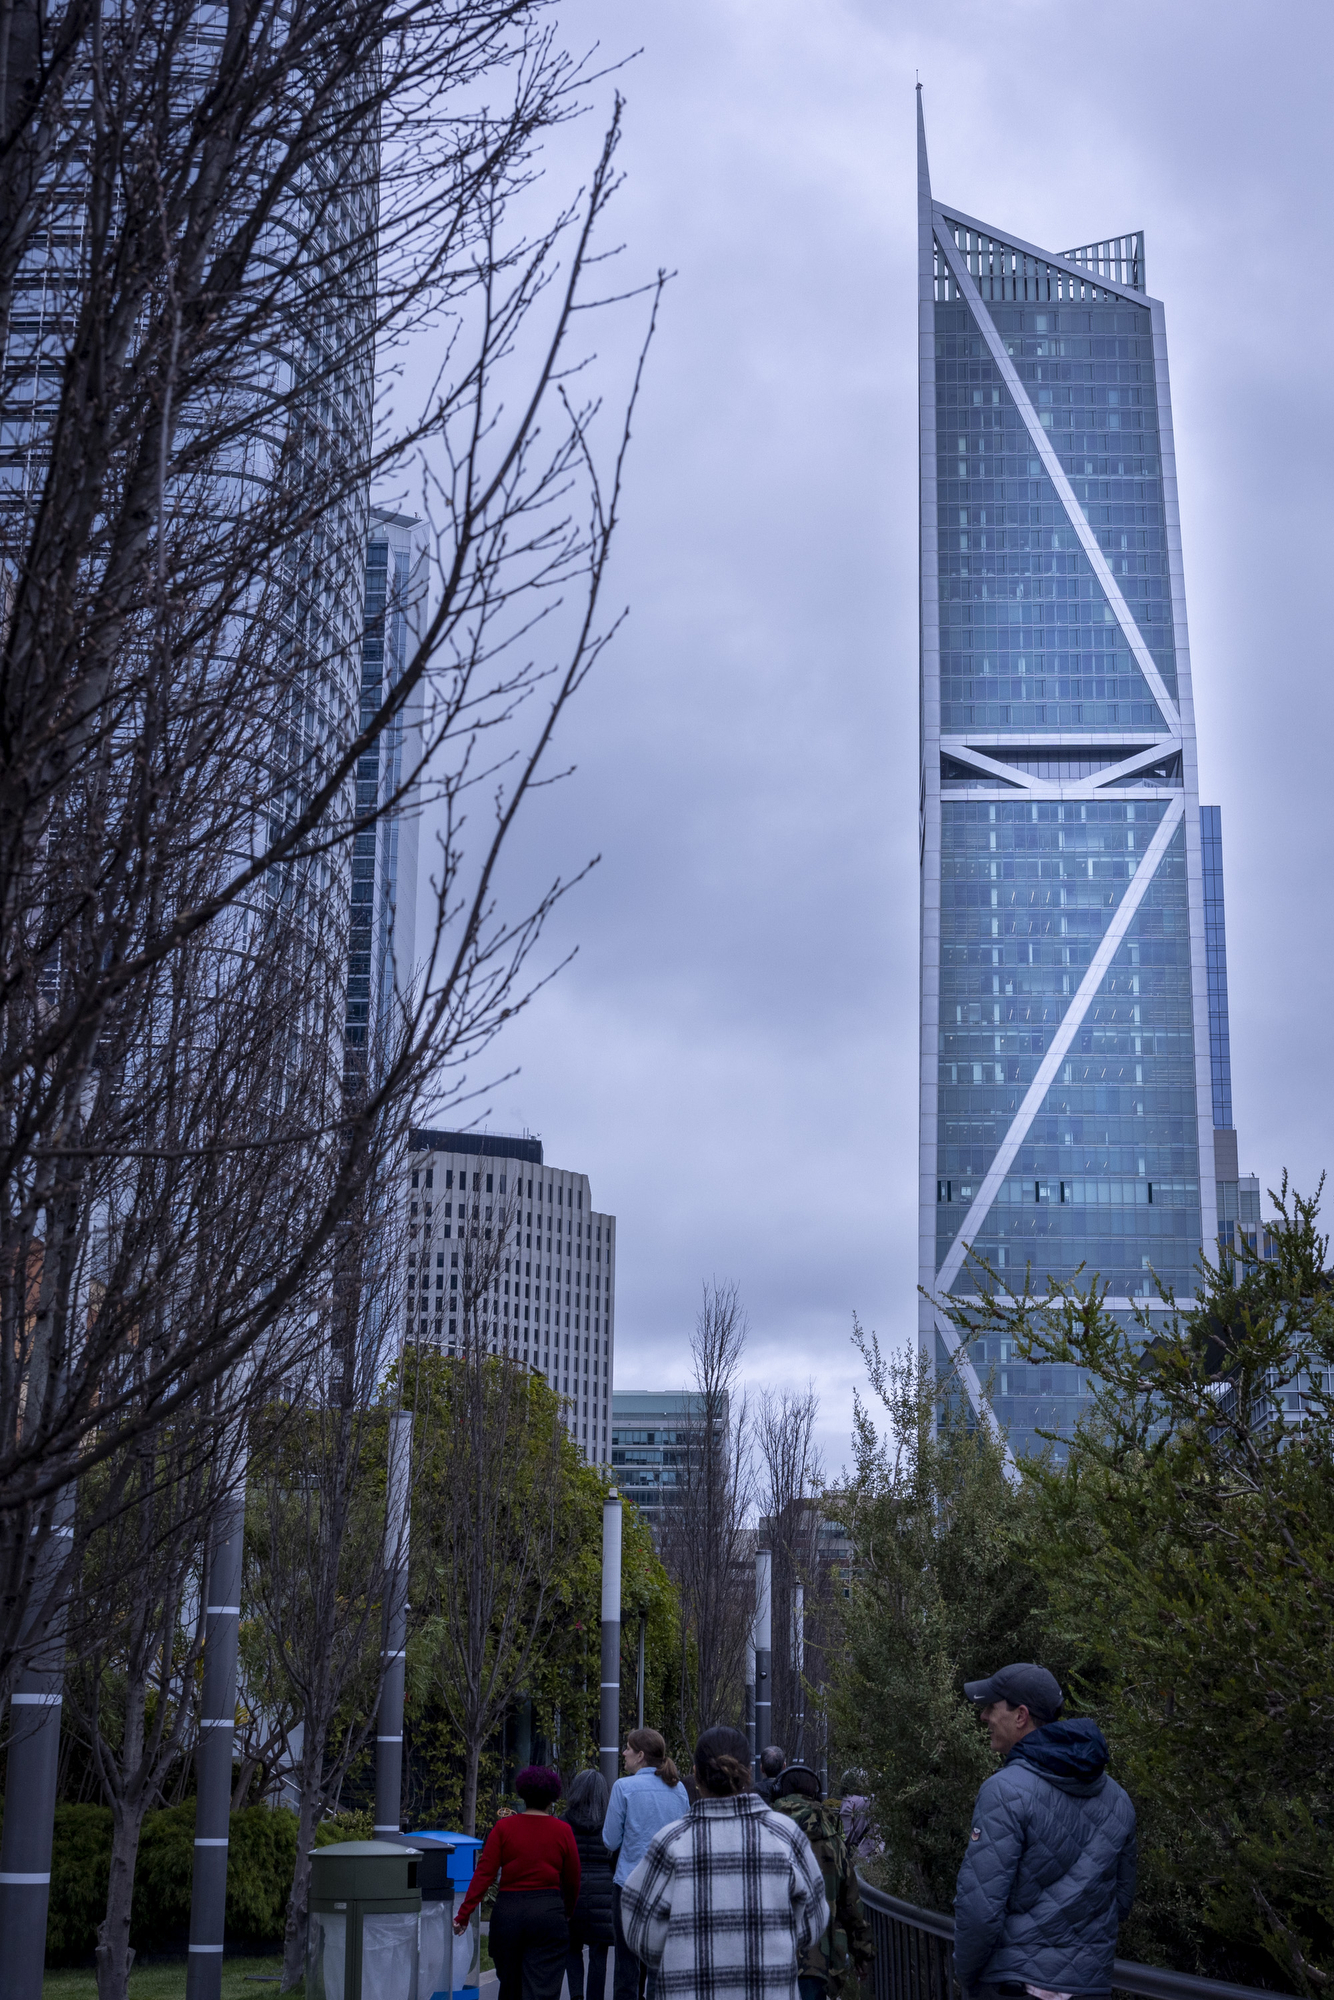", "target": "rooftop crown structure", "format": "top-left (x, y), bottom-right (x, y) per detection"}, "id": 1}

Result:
top-left (916, 93), bottom-right (1234, 1456)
